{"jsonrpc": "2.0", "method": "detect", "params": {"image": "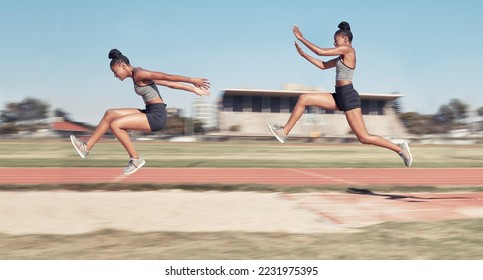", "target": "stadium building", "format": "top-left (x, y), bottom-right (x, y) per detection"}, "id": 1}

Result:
top-left (217, 86), bottom-right (411, 141)
top-left (192, 99), bottom-right (217, 129)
